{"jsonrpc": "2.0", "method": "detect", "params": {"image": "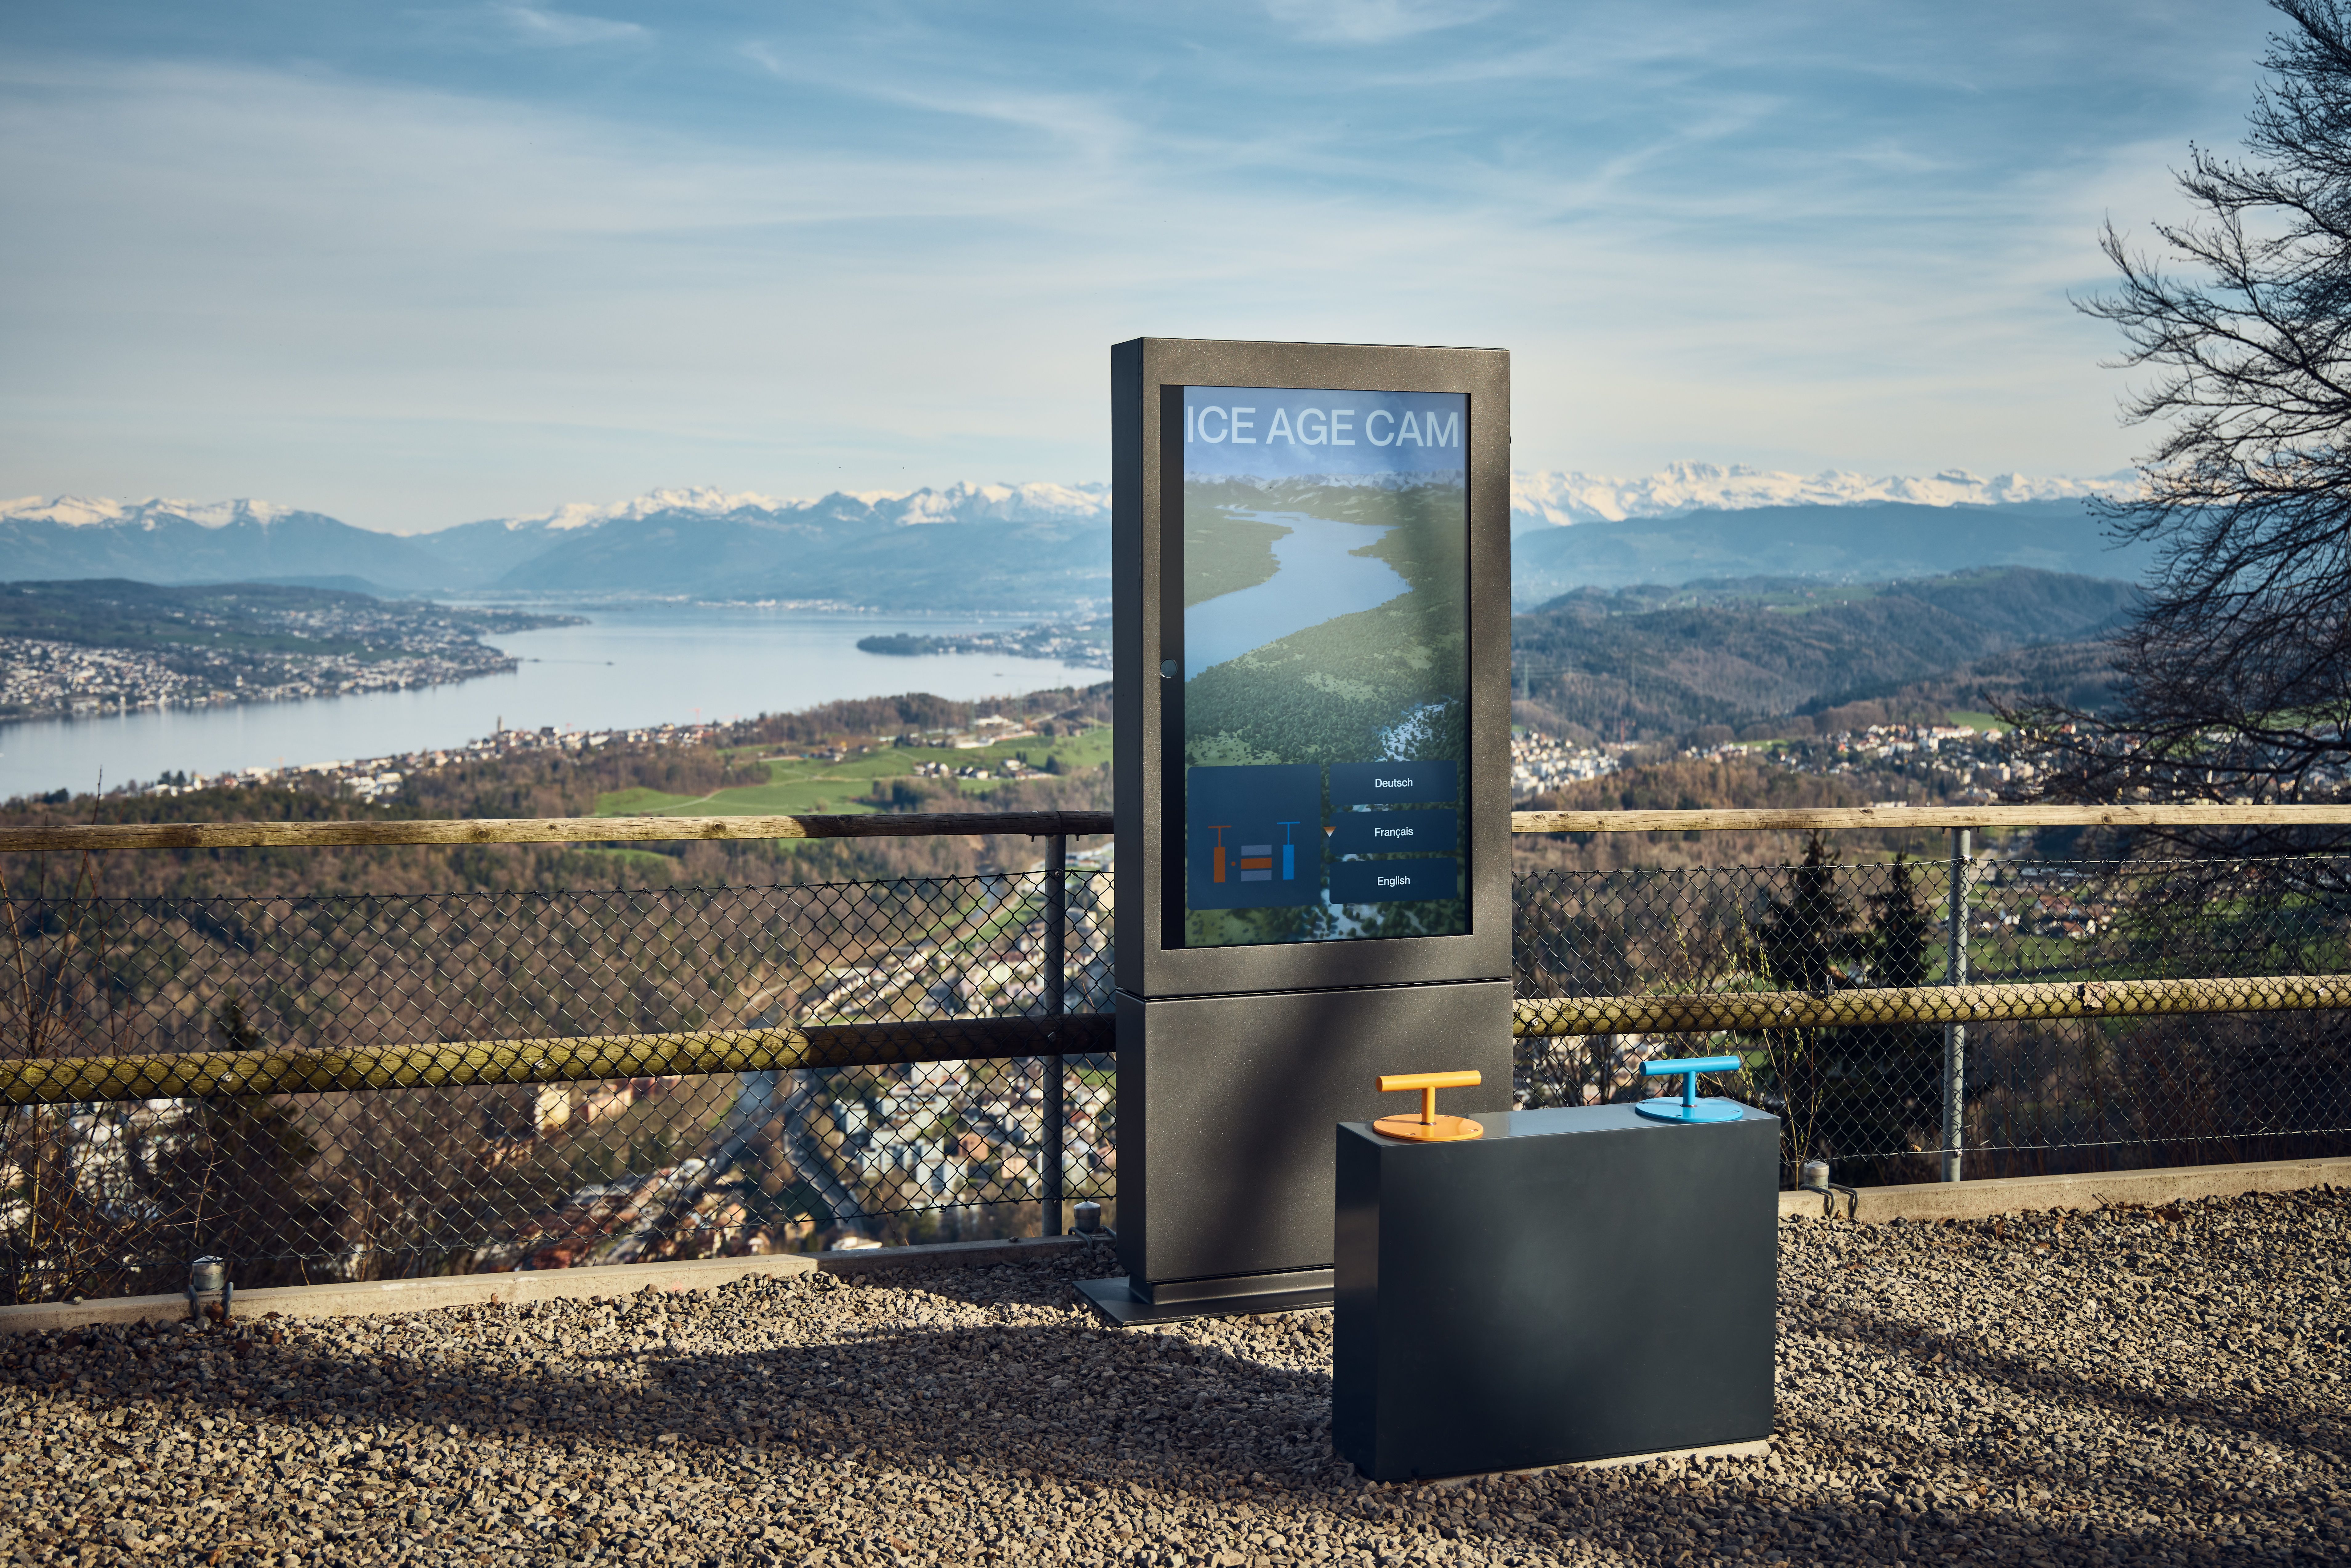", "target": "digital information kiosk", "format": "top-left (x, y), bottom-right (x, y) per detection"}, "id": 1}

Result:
top-left (1081, 339), bottom-right (1513, 1324)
